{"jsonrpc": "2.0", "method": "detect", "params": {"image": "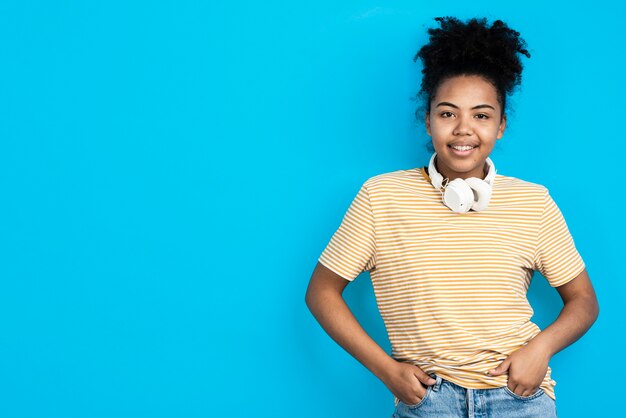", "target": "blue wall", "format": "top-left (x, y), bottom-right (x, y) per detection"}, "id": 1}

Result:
top-left (0, 1), bottom-right (622, 417)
